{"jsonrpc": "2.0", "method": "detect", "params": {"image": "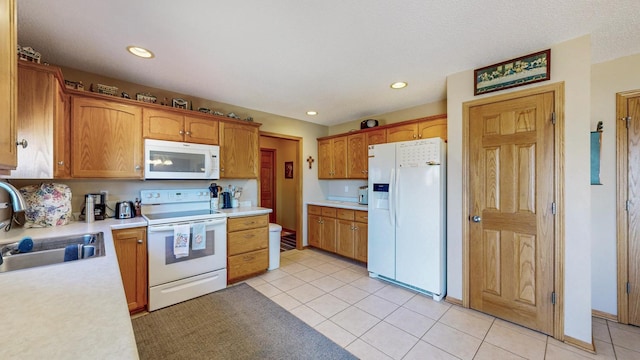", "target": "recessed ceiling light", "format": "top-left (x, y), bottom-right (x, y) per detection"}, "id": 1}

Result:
top-left (127, 46), bottom-right (154, 59)
top-left (390, 81), bottom-right (408, 89)
top-left (306, 111), bottom-right (318, 116)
